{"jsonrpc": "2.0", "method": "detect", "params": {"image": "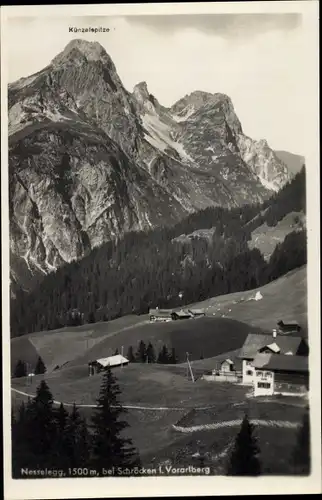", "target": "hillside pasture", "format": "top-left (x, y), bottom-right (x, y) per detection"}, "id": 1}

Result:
top-left (187, 266), bottom-right (307, 333)
top-left (11, 362), bottom-right (249, 407)
top-left (248, 211), bottom-right (305, 261)
top-left (10, 336), bottom-right (39, 376)
top-left (11, 314), bottom-right (148, 373)
top-left (10, 266), bottom-right (307, 377)
top-left (11, 360), bottom-right (308, 475)
top-left (142, 420), bottom-right (304, 474)
top-left (68, 317), bottom-right (260, 369)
